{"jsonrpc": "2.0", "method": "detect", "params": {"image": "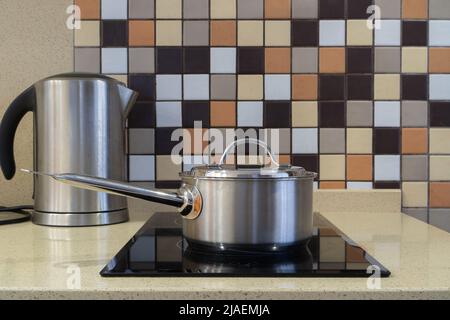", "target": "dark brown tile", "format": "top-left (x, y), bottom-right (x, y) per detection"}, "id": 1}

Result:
top-left (374, 181), bottom-right (401, 189)
top-left (128, 102), bottom-right (156, 128)
top-left (401, 75), bottom-right (428, 100)
top-left (184, 47), bottom-right (210, 74)
top-left (347, 75), bottom-right (373, 100)
top-left (156, 48), bottom-right (182, 74)
top-left (264, 102), bottom-right (291, 128)
top-left (319, 102), bottom-right (346, 128)
top-left (430, 102), bottom-right (450, 127)
top-left (402, 21), bottom-right (428, 46)
top-left (347, 0), bottom-right (373, 18)
top-left (156, 128), bottom-right (183, 154)
top-left (238, 47), bottom-right (264, 74)
top-left (182, 102), bottom-right (210, 128)
top-left (102, 20), bottom-right (128, 47)
top-left (319, 75), bottom-right (345, 101)
top-left (292, 155), bottom-right (319, 178)
top-left (374, 128), bottom-right (400, 154)
top-left (292, 20), bottom-right (319, 46)
top-left (347, 47), bottom-right (373, 73)
top-left (128, 75), bottom-right (155, 101)
top-left (319, 0), bottom-right (346, 19)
